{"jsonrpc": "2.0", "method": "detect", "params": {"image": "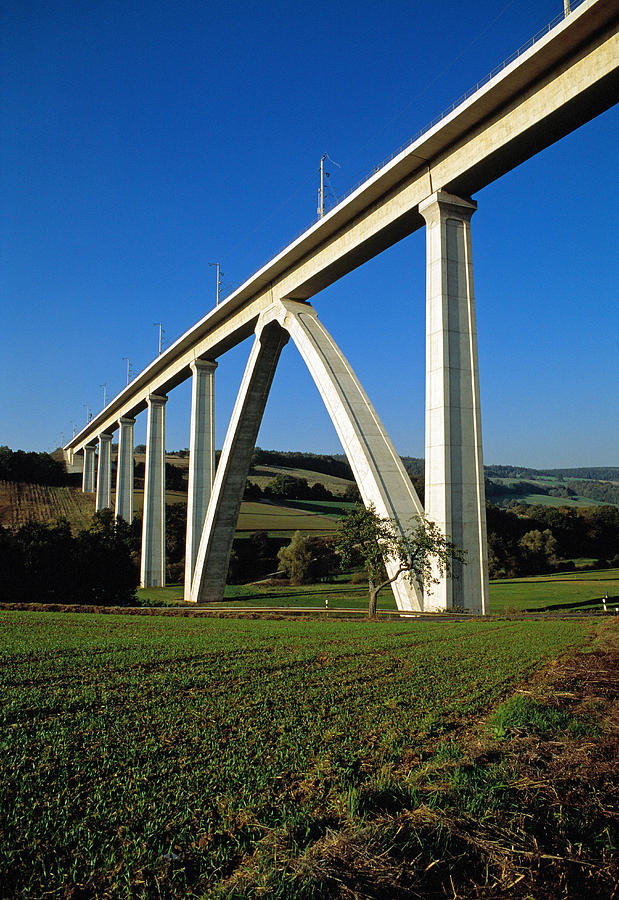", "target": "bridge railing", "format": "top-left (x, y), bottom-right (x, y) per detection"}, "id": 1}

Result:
top-left (339, 2), bottom-right (587, 201)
